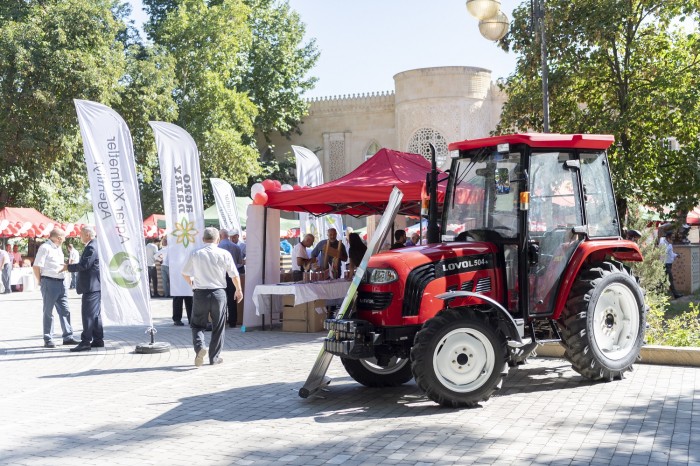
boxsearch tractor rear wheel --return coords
[341,356,413,387]
[411,308,508,408]
[559,261,646,380]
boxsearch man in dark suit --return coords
[67,226,103,352]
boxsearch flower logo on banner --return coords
[172,217,198,248]
[108,252,142,288]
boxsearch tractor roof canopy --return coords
[448,133,615,152]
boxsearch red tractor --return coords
[324,133,646,407]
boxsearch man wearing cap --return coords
[32,228,80,348]
[182,227,242,366]
[218,229,243,328]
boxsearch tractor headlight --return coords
[367,268,398,284]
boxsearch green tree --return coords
[0,0,127,221]
[114,44,179,216]
[497,0,700,221]
[145,0,261,203]
[240,0,319,142]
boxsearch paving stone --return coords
[1,291,699,465]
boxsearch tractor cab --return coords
[445,133,622,320]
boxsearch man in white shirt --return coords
[182,227,242,367]
[32,228,80,348]
[145,239,160,297]
[67,243,80,289]
[291,233,314,281]
[660,231,682,299]
[0,247,10,293]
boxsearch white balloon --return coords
[281,184,293,191]
[251,183,265,197]
[0,219,8,232]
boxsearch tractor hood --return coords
[367,242,499,276]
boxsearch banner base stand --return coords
[135,327,171,354]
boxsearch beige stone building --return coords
[267,65,506,177]
[265,65,507,229]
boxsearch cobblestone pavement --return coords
[1,290,699,466]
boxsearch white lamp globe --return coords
[466,0,501,20]
[478,10,509,41]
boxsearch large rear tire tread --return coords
[340,357,413,387]
[411,308,508,408]
[559,261,646,381]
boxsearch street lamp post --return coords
[466,0,550,132]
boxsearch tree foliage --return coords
[0,0,127,220]
[497,0,700,220]
[0,0,318,218]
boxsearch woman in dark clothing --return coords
[347,232,367,276]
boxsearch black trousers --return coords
[665,263,680,297]
[191,289,226,364]
[173,296,193,323]
[225,275,237,326]
[148,265,159,297]
[80,290,103,345]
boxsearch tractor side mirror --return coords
[527,241,540,265]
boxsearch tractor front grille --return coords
[357,292,393,311]
[475,277,492,293]
[402,263,435,316]
[460,280,474,291]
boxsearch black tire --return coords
[340,356,413,387]
[411,308,508,408]
[559,261,646,381]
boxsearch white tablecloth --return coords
[252,280,352,316]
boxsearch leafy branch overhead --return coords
[496,0,700,221]
[0,0,318,218]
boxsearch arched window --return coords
[365,141,381,161]
[407,128,449,167]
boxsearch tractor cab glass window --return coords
[444,149,521,240]
[527,151,583,314]
[580,151,619,237]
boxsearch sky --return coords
[127,0,518,99]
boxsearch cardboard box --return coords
[282,302,326,332]
[282,319,310,333]
[282,295,296,307]
[282,303,307,321]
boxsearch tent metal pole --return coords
[261,206,268,330]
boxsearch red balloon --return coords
[261,179,276,191]
[272,180,282,189]
[292,184,302,190]
[252,192,268,205]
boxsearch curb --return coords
[536,342,700,367]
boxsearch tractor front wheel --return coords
[341,356,413,387]
[411,308,508,408]
[559,261,646,380]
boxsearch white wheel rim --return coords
[592,282,640,360]
[359,357,408,375]
[432,327,495,393]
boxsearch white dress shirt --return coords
[145,243,158,267]
[291,242,308,272]
[68,247,80,264]
[182,244,238,289]
[34,240,66,278]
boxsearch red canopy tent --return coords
[265,149,447,216]
[143,214,166,239]
[0,207,62,238]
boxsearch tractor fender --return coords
[435,291,522,343]
[552,240,643,319]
